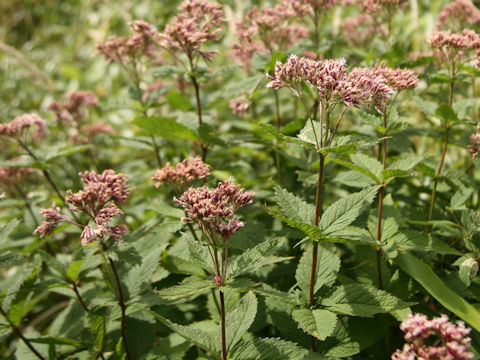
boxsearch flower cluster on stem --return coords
[34,170,129,245]
[152,156,210,191]
[438,0,480,31]
[0,113,47,142]
[392,313,474,360]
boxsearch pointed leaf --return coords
[292,309,337,340]
[233,337,321,360]
[133,116,199,142]
[319,186,379,234]
[225,291,258,352]
[321,283,413,317]
[274,186,315,224]
[158,276,215,301]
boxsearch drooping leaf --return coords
[389,231,460,255]
[321,283,413,317]
[0,252,25,269]
[88,306,107,356]
[292,309,337,340]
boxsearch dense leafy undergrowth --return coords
[3,0,480,359]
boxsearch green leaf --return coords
[124,313,156,359]
[292,309,337,340]
[167,89,192,111]
[89,307,107,355]
[44,145,91,162]
[274,186,315,224]
[133,116,199,142]
[227,237,289,279]
[0,220,20,249]
[389,231,460,255]
[140,307,219,357]
[296,244,340,298]
[321,283,413,317]
[233,337,321,360]
[7,265,39,325]
[158,276,215,302]
[382,169,410,181]
[351,154,382,179]
[394,251,480,332]
[186,234,216,274]
[435,104,459,125]
[319,186,379,234]
[66,260,84,282]
[257,123,314,149]
[225,291,258,352]
[329,157,379,183]
[38,250,67,277]
[0,252,25,269]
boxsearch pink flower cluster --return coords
[372,62,419,92]
[232,2,308,71]
[288,0,338,16]
[358,0,407,15]
[266,54,393,108]
[48,91,98,126]
[391,313,473,360]
[174,178,254,240]
[429,29,480,68]
[343,14,387,46]
[0,114,47,141]
[159,0,225,62]
[97,20,160,65]
[469,122,480,159]
[438,0,480,30]
[152,157,210,189]
[229,98,250,116]
[0,166,33,190]
[35,170,129,245]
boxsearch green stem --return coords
[274,91,283,186]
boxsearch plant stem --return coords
[309,154,325,352]
[14,185,39,227]
[274,90,283,186]
[104,251,131,360]
[375,113,388,290]
[0,305,46,360]
[71,282,89,312]
[428,77,454,221]
[190,72,207,160]
[219,290,227,360]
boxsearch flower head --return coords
[34,170,129,245]
[392,313,474,360]
[372,62,419,93]
[343,14,387,46]
[229,98,250,115]
[429,29,480,69]
[48,91,98,126]
[0,114,47,141]
[358,0,408,15]
[152,156,210,189]
[438,0,480,30]
[174,178,254,240]
[159,0,225,62]
[0,166,34,191]
[469,122,480,159]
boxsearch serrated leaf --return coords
[382,169,410,181]
[390,231,460,255]
[319,186,379,234]
[158,276,215,301]
[89,307,107,355]
[126,247,163,300]
[321,283,412,317]
[7,265,39,325]
[227,238,288,279]
[394,251,480,332]
[274,186,315,224]
[0,252,25,269]
[0,220,20,248]
[292,309,337,340]
[139,307,219,357]
[66,260,84,282]
[329,157,379,183]
[186,234,216,274]
[296,244,340,298]
[350,154,382,179]
[233,337,321,360]
[225,291,257,352]
[133,116,199,142]
[257,123,314,149]
[38,250,67,277]
[44,145,91,162]
[435,104,459,125]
